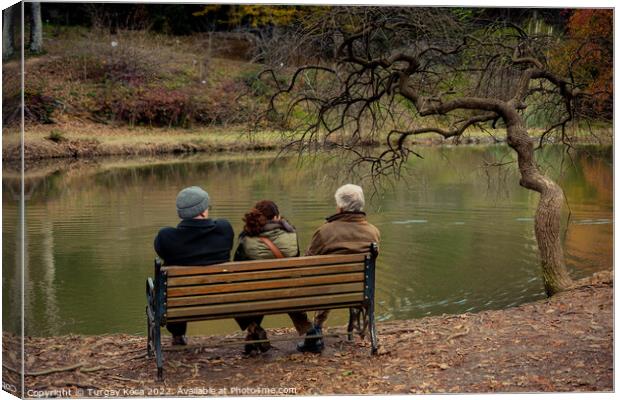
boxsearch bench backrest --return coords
[154,250,377,324]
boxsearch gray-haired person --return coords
[295,184,380,353]
[154,186,234,346]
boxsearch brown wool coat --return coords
[305,211,380,256]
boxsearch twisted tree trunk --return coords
[504,109,574,296]
[398,72,575,296]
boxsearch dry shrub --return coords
[31,28,282,128]
[192,79,248,125]
[3,62,22,126]
[96,79,254,127]
[2,93,21,126]
[49,29,167,86]
[24,90,59,124]
[97,87,193,127]
[3,90,59,126]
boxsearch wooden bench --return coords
[146,243,378,380]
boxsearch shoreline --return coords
[2,274,612,395]
[4,123,284,162]
[4,122,612,162]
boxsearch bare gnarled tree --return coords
[265,7,611,296]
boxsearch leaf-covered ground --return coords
[3,277,612,396]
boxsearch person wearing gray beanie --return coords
[176,186,210,219]
[154,186,234,346]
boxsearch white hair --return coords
[335,184,365,212]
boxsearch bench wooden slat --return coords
[167,282,364,308]
[163,254,367,276]
[167,292,365,319]
[167,272,365,297]
[167,263,364,287]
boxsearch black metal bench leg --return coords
[347,308,355,341]
[368,304,378,355]
[146,277,156,359]
[154,323,163,381]
[366,243,379,355]
[146,306,154,358]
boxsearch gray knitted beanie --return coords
[176,186,210,219]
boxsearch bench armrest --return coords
[370,242,379,258]
[146,277,155,297]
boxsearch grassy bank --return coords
[2,274,612,396]
[5,123,290,161]
[6,120,611,161]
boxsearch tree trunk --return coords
[29,2,43,53]
[3,6,15,59]
[505,111,574,296]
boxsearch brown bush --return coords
[3,89,59,126]
[49,31,165,86]
[96,87,194,127]
[193,79,251,125]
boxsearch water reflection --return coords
[2,146,612,337]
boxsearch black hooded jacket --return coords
[154,218,234,266]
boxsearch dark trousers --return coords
[166,318,268,337]
[235,315,264,332]
[236,313,313,336]
[166,322,187,336]
[167,313,315,337]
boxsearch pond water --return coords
[2,145,613,337]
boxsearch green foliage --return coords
[193,5,319,29]
[238,69,270,97]
[47,129,66,143]
[451,8,477,22]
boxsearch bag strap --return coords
[258,236,285,259]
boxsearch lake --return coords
[2,145,612,337]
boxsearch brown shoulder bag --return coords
[258,236,285,259]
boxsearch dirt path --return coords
[3,279,612,396]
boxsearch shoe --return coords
[172,335,188,346]
[296,326,324,353]
[255,326,272,353]
[243,332,259,356]
[243,343,259,356]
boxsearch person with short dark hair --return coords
[154,186,234,346]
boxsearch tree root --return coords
[447,327,470,341]
[107,375,141,383]
[3,363,86,377]
[3,352,149,377]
